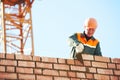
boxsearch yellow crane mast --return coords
[0,0,34,56]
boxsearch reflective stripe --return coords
[84,44,96,48]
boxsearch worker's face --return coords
[84,26,96,37]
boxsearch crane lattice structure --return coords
[0,0,34,56]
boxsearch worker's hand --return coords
[75,43,84,53]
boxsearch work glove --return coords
[75,43,84,53]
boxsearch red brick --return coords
[114,70,120,75]
[16,54,32,60]
[88,67,96,73]
[0,53,5,58]
[108,63,116,69]
[34,68,42,74]
[54,77,70,80]
[68,71,76,77]
[6,54,15,59]
[67,59,75,65]
[116,64,120,69]
[33,56,40,61]
[0,73,17,79]
[1,54,120,80]
[37,75,53,80]
[94,74,109,80]
[95,56,110,62]
[83,61,91,66]
[36,62,52,69]
[92,61,107,68]
[111,58,120,63]
[54,64,69,70]
[0,66,5,72]
[82,54,94,60]
[74,59,83,66]
[86,73,94,79]
[110,76,119,80]
[71,65,86,72]
[42,57,57,63]
[0,60,17,66]
[16,67,33,74]
[71,78,80,80]
[97,68,113,75]
[18,61,35,67]
[18,74,35,80]
[59,71,67,77]
[76,72,85,78]
[43,69,59,76]
[58,58,66,64]
[6,66,15,72]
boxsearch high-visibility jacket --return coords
[68,33,102,59]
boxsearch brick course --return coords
[0,53,120,80]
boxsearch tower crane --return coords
[0,0,34,56]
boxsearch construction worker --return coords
[68,17,102,59]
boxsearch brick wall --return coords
[0,53,120,80]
